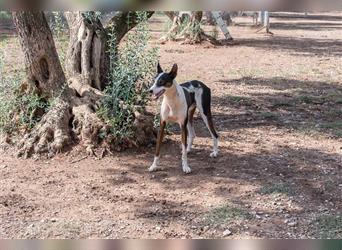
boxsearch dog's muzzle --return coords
[149,86,165,100]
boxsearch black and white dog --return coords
[149,63,219,173]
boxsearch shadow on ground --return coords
[236,36,342,57]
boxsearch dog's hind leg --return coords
[149,120,166,172]
[195,87,219,158]
[205,113,219,158]
[187,104,196,153]
[181,119,191,174]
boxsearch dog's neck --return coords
[164,79,180,99]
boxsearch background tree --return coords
[204,11,234,26]
[160,11,220,44]
[12,11,155,158]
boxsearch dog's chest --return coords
[161,91,187,123]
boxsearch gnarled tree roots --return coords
[17,99,72,158]
[16,94,156,158]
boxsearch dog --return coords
[149,63,219,173]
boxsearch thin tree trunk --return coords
[13,11,65,97]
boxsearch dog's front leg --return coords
[149,120,166,172]
[181,120,191,174]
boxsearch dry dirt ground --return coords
[0,12,341,239]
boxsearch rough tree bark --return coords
[160,11,219,45]
[65,12,109,94]
[12,11,155,158]
[64,11,154,95]
[13,12,65,97]
[13,11,75,157]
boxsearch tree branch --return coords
[105,11,154,44]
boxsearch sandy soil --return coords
[0,12,341,239]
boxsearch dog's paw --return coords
[182,163,192,174]
[210,151,219,158]
[149,157,160,172]
[149,164,159,172]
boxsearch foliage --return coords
[16,93,50,130]
[49,11,67,37]
[258,183,294,195]
[313,214,342,238]
[98,11,158,141]
[163,19,174,38]
[82,11,103,24]
[205,204,252,226]
[0,11,11,19]
[186,18,202,40]
[163,14,202,41]
[0,50,50,133]
[321,121,342,138]
[0,50,15,132]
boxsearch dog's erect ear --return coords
[169,63,178,79]
[157,62,163,74]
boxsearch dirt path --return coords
[0,12,341,239]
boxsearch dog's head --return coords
[149,62,178,100]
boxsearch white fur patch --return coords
[187,123,195,153]
[149,156,160,172]
[181,144,191,173]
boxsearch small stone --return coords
[50,218,57,222]
[223,229,232,237]
[288,221,297,227]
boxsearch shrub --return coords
[0,11,11,19]
[0,50,50,134]
[98,11,158,141]
[49,11,67,37]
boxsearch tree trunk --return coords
[160,11,219,45]
[13,11,65,97]
[65,11,154,94]
[65,12,109,93]
[204,11,216,25]
[12,11,156,158]
[221,12,233,25]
